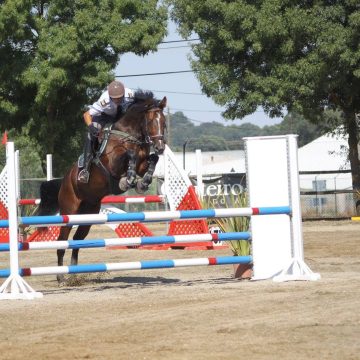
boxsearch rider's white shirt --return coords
[88,88,134,117]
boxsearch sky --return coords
[115,21,283,128]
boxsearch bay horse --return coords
[37,91,167,283]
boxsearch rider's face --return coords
[111,97,123,105]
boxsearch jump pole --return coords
[245,135,320,281]
[0,232,251,252]
[0,206,291,228]
[0,142,43,299]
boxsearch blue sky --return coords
[115,21,283,128]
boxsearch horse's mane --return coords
[130,90,163,111]
[133,90,155,103]
[122,89,161,117]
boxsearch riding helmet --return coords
[108,81,125,99]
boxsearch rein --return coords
[143,107,166,145]
[108,129,143,145]
[106,106,164,146]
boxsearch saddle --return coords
[77,124,113,168]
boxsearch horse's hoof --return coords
[119,177,129,191]
[57,274,66,286]
[135,182,148,194]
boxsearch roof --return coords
[298,131,350,172]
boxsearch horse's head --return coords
[116,91,167,155]
[143,96,167,155]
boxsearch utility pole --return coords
[166,106,171,146]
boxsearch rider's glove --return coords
[89,123,100,137]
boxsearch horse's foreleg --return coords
[119,149,137,191]
[71,225,92,266]
[136,153,159,194]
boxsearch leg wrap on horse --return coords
[126,150,137,186]
[136,154,159,194]
[119,149,137,191]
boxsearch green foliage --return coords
[0,127,43,177]
[169,0,360,118]
[169,110,331,151]
[203,193,250,256]
[168,1,360,188]
[0,0,167,175]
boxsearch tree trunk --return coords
[345,111,360,214]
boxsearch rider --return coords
[78,80,134,183]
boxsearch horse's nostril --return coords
[156,146,165,155]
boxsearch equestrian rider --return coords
[78,80,134,183]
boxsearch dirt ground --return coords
[0,220,359,360]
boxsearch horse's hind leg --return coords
[136,154,159,194]
[70,224,92,266]
[57,226,73,284]
[70,202,101,266]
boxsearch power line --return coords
[150,89,203,95]
[115,70,195,78]
[171,107,223,113]
[160,38,200,44]
[158,45,192,50]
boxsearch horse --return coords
[37,90,167,283]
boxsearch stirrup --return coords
[78,169,90,183]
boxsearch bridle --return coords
[143,107,166,145]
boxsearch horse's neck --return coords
[114,114,143,138]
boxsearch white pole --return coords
[15,150,20,199]
[287,135,304,260]
[195,149,204,197]
[0,142,43,299]
[46,154,53,181]
[274,135,320,282]
[7,143,20,279]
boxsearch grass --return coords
[202,193,251,256]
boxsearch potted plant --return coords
[206,192,252,279]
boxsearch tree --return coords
[168,1,360,189]
[264,111,332,147]
[185,135,228,151]
[169,111,196,149]
[0,0,167,175]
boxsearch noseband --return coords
[144,107,166,145]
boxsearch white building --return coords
[298,131,351,190]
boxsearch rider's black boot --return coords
[78,136,93,183]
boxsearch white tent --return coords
[298,131,351,190]
[298,132,349,171]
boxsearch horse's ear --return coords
[159,96,167,109]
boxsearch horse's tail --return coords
[36,178,63,215]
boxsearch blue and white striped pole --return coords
[0,256,253,278]
[0,232,251,252]
[0,206,291,228]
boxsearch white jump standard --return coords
[0,143,42,299]
[245,135,320,281]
